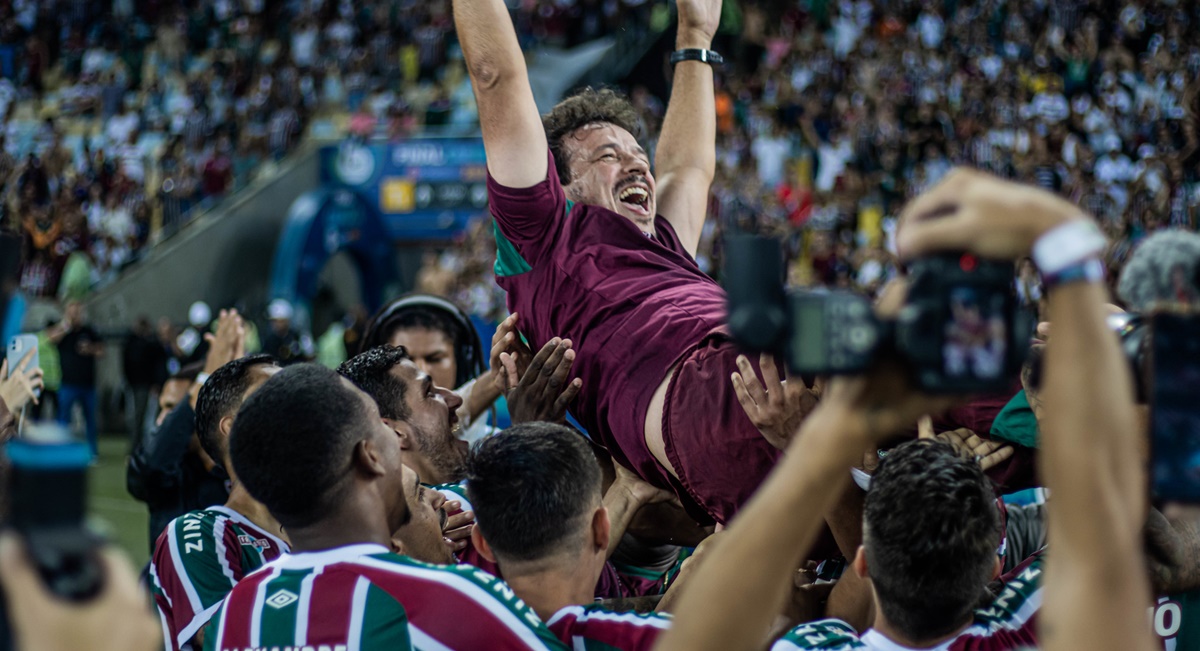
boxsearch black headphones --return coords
[360,294,486,388]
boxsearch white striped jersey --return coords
[772,554,1043,651]
[547,604,672,651]
[151,506,290,650]
[203,543,569,651]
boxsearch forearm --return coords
[453,0,547,186]
[654,414,865,651]
[1042,282,1142,545]
[655,32,716,181]
[603,484,646,560]
[1041,281,1154,651]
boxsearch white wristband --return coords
[1031,219,1107,275]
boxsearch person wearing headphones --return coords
[360,294,522,445]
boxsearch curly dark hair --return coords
[542,87,642,185]
[864,439,1001,642]
[194,354,278,471]
[336,345,412,421]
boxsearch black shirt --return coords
[123,332,167,387]
[59,326,101,386]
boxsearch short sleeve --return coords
[771,619,865,650]
[487,149,568,267]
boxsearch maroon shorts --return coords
[662,333,784,525]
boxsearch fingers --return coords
[545,345,575,389]
[500,352,520,392]
[521,338,560,386]
[979,444,1014,471]
[0,359,7,379]
[735,355,768,406]
[444,510,476,534]
[917,416,935,440]
[758,354,785,405]
[731,372,759,423]
[895,208,977,260]
[17,347,35,372]
[551,378,583,417]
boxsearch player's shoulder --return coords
[974,553,1045,627]
[772,619,866,651]
[155,509,227,558]
[548,603,673,628]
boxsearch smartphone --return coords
[6,334,40,399]
[1150,312,1200,502]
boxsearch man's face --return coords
[388,327,457,390]
[349,378,412,530]
[563,123,656,231]
[391,465,455,564]
[389,361,466,485]
[156,379,192,427]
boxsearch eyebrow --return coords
[591,143,648,159]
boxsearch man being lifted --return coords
[455,0,810,526]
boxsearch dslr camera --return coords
[725,236,1032,393]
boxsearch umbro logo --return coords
[266,589,299,609]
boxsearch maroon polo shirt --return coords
[487,151,726,484]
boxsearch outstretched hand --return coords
[731,354,819,450]
[0,349,44,413]
[676,0,722,46]
[489,313,533,393]
[502,337,583,424]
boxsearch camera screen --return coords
[942,286,1008,381]
[793,301,826,367]
[1151,314,1200,501]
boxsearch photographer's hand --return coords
[896,168,1081,261]
[0,534,161,651]
[731,354,818,449]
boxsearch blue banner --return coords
[320,139,489,241]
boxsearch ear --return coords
[472,526,497,564]
[591,506,611,554]
[852,545,869,579]
[219,414,235,441]
[990,554,1002,581]
[383,418,414,450]
[352,439,387,478]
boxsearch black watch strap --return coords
[670,48,724,67]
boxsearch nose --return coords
[625,155,649,176]
[429,490,446,511]
[440,386,464,411]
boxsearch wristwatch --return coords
[670,48,724,67]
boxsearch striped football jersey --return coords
[772,554,1043,651]
[547,604,672,651]
[204,543,568,651]
[151,506,289,650]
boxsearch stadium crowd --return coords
[1,1,1199,651]
[1,0,657,301]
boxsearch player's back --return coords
[151,506,289,650]
[205,543,568,651]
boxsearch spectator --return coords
[49,300,105,458]
[122,315,166,448]
[260,298,313,366]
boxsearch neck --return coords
[871,602,973,650]
[282,489,395,554]
[499,559,597,622]
[223,482,285,541]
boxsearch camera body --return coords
[725,236,1032,394]
[0,424,102,651]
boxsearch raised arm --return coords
[453,0,547,188]
[896,169,1156,651]
[654,0,719,257]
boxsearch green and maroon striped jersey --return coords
[151,506,290,650]
[547,604,672,651]
[772,554,1044,651]
[204,543,568,651]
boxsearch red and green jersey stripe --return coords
[206,543,568,651]
[150,506,289,650]
[547,604,672,651]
